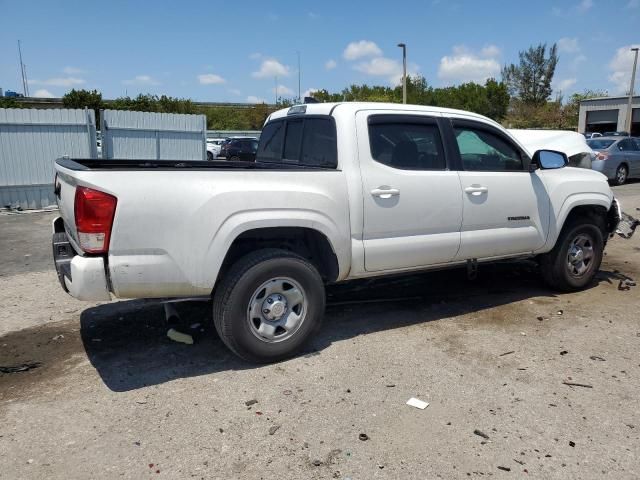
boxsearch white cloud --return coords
[343,40,382,61]
[480,45,501,57]
[608,44,640,93]
[252,59,290,78]
[303,88,318,98]
[62,66,86,75]
[354,57,418,85]
[272,84,294,96]
[577,0,593,12]
[29,77,85,87]
[247,95,266,103]
[122,75,160,86]
[33,89,55,98]
[325,59,337,70]
[197,73,225,85]
[228,88,241,96]
[556,78,577,92]
[558,37,580,54]
[437,45,501,84]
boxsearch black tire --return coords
[613,164,628,186]
[539,217,604,292]
[212,249,325,363]
[207,151,214,161]
[229,155,240,162]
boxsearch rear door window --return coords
[300,118,337,167]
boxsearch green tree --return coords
[0,97,20,108]
[502,43,558,105]
[62,89,103,126]
[562,89,608,130]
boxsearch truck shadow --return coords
[80,261,609,392]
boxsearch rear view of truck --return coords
[53,168,117,301]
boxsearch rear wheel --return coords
[540,217,604,291]
[207,151,214,161]
[229,155,240,162]
[614,164,628,185]
[213,249,325,363]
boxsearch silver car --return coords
[588,136,640,185]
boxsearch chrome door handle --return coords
[464,185,488,196]
[371,187,400,199]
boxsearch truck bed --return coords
[56,158,335,171]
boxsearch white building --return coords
[579,96,640,135]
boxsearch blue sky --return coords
[1,0,638,102]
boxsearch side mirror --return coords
[531,149,568,170]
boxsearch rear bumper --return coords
[52,217,112,301]
[591,160,616,180]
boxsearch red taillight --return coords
[596,152,609,160]
[74,187,117,254]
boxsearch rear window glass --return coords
[283,120,303,160]
[256,122,285,161]
[257,117,337,168]
[587,139,615,149]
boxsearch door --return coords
[357,112,463,272]
[450,118,550,260]
[619,138,640,177]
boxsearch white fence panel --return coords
[101,110,206,160]
[0,108,97,209]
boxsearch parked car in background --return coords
[206,138,225,160]
[509,129,593,169]
[588,136,640,185]
[603,131,629,137]
[583,132,602,139]
[223,137,259,161]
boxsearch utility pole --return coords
[397,43,407,104]
[297,51,301,103]
[625,47,639,135]
[18,40,29,97]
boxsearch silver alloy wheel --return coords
[566,233,595,277]
[616,165,627,184]
[247,277,307,343]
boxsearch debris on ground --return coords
[312,459,322,467]
[474,429,490,440]
[166,328,194,345]
[556,310,564,316]
[616,212,639,239]
[268,425,280,435]
[499,351,515,357]
[560,350,568,355]
[358,433,369,441]
[569,441,575,447]
[563,381,593,388]
[51,334,64,340]
[590,356,606,362]
[0,362,41,374]
[245,399,258,407]
[406,397,429,409]
[497,466,511,472]
[618,279,636,291]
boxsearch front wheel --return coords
[539,218,604,291]
[213,249,325,363]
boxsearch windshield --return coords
[587,139,615,149]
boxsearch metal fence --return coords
[101,110,207,160]
[206,130,261,139]
[0,108,97,209]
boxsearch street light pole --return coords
[397,43,407,104]
[625,47,639,135]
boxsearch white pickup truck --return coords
[52,102,621,362]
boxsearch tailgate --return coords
[54,166,81,250]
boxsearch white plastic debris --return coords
[167,328,194,345]
[406,397,429,409]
